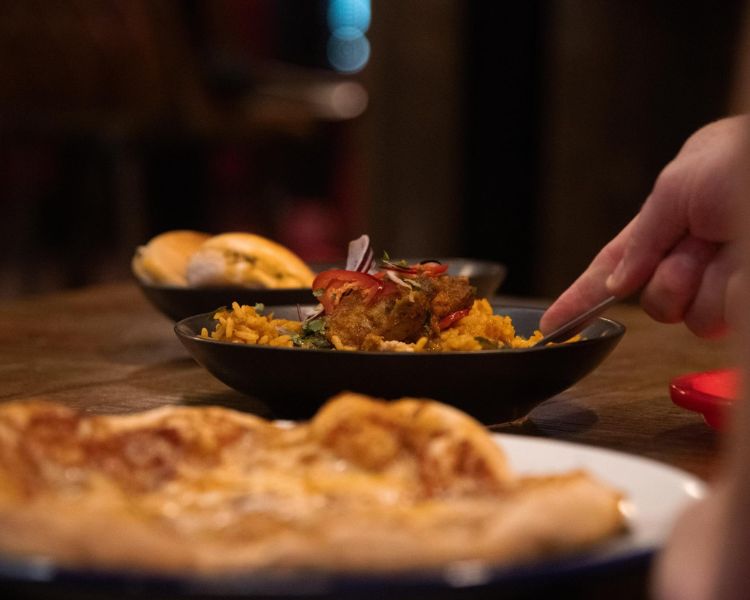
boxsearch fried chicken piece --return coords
[323,273,476,350]
[429,275,476,320]
[326,287,432,348]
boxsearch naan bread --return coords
[0,393,624,573]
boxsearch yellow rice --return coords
[438,299,543,351]
[200,302,302,347]
[202,299,546,352]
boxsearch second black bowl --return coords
[139,258,507,321]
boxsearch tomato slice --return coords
[313,269,380,292]
[312,269,389,314]
[438,308,470,330]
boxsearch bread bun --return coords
[186,232,315,289]
[132,230,211,286]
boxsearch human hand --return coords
[651,486,725,600]
[540,116,748,338]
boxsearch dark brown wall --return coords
[364,1,743,296]
[536,1,744,296]
[360,0,465,257]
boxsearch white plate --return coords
[497,434,706,566]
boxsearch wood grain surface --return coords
[0,282,731,483]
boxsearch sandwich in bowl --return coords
[186,232,315,289]
[131,230,210,286]
[132,230,316,290]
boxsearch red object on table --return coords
[670,368,740,430]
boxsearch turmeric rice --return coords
[438,299,543,350]
[202,299,545,352]
[200,302,302,347]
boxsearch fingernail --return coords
[606,261,624,291]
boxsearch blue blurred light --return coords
[327,0,371,34]
[330,25,363,41]
[327,30,370,74]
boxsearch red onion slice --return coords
[346,235,373,272]
[384,270,411,288]
[305,235,372,323]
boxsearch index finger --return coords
[605,167,696,297]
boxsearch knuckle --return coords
[639,266,695,324]
[651,163,685,208]
[640,290,683,324]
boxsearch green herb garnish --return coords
[291,316,332,349]
[303,318,326,334]
[380,250,409,269]
[475,336,500,350]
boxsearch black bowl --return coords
[138,282,313,322]
[175,303,624,424]
[138,259,506,322]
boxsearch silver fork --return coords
[535,295,618,346]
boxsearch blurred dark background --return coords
[0,0,744,300]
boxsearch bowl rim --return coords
[138,257,507,292]
[137,280,310,293]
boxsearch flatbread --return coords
[0,393,625,574]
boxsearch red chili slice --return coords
[380,261,449,277]
[416,262,448,276]
[313,269,380,292]
[438,308,470,330]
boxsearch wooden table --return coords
[0,282,733,598]
[495,304,729,484]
